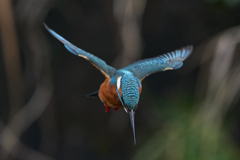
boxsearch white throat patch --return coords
[117,76,122,90]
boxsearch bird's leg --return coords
[114,108,119,111]
[104,103,110,113]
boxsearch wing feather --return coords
[44,24,116,78]
[122,46,193,80]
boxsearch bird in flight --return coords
[44,24,193,145]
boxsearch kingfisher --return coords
[44,24,193,144]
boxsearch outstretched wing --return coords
[122,46,193,80]
[44,24,117,78]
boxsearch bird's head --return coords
[111,70,141,144]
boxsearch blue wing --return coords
[44,24,117,78]
[122,46,193,80]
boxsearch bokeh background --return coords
[1,0,240,159]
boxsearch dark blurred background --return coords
[1,0,240,159]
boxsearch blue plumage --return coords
[44,24,116,78]
[44,24,193,144]
[122,46,193,80]
[120,71,140,110]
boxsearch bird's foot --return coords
[104,103,110,113]
[114,108,119,111]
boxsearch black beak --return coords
[129,109,136,145]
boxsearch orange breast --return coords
[99,78,123,108]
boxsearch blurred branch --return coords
[113,0,147,67]
[193,26,240,159]
[0,76,53,154]
[0,0,54,159]
[0,0,24,117]
[0,120,54,160]
[194,26,240,121]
